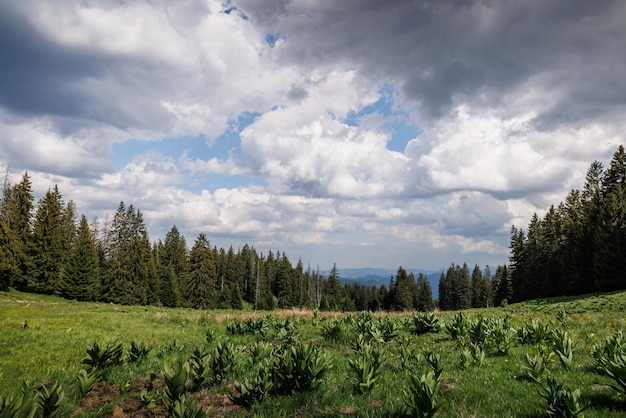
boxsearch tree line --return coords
[507,145,626,302]
[0,172,437,311]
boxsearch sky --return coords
[1,0,625,271]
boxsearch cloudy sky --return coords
[1,0,624,271]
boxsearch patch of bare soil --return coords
[73,376,249,417]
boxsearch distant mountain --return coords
[321,267,443,298]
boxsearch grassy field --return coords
[1,289,625,417]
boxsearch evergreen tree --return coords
[6,173,34,290]
[416,273,434,311]
[62,214,100,301]
[160,226,188,306]
[438,272,449,310]
[102,202,155,305]
[186,233,216,309]
[393,266,414,311]
[594,146,626,291]
[493,265,512,307]
[321,263,343,311]
[31,186,65,294]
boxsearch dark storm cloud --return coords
[0,8,104,119]
[236,0,626,123]
[0,4,174,135]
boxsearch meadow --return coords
[1,289,625,417]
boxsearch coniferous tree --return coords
[6,173,34,290]
[393,266,414,311]
[62,214,100,301]
[321,263,343,311]
[493,265,512,307]
[186,233,216,309]
[593,146,626,291]
[416,273,434,311]
[438,272,449,310]
[159,226,188,306]
[103,202,155,305]
[31,186,65,294]
[0,173,22,290]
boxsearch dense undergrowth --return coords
[1,289,625,417]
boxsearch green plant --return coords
[81,341,123,374]
[469,317,490,346]
[0,382,38,418]
[76,369,98,397]
[411,312,442,335]
[520,353,547,383]
[445,312,469,342]
[128,341,151,363]
[273,341,330,394]
[396,336,420,371]
[169,397,209,418]
[163,362,190,409]
[403,371,440,418]
[598,353,626,395]
[423,350,443,380]
[593,330,625,369]
[348,343,386,394]
[518,319,552,345]
[538,376,588,417]
[321,319,344,342]
[210,342,239,384]
[139,389,156,409]
[470,343,485,366]
[492,326,516,356]
[35,381,64,418]
[236,359,274,407]
[189,347,211,390]
[551,329,573,370]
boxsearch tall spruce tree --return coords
[186,233,216,309]
[416,273,434,311]
[6,173,34,290]
[31,186,65,294]
[103,202,155,305]
[393,266,414,311]
[62,214,100,301]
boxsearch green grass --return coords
[1,289,626,417]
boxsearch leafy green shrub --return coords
[128,341,151,363]
[236,359,274,407]
[411,312,442,335]
[35,381,64,418]
[538,376,588,417]
[403,371,441,418]
[348,343,386,394]
[210,342,240,385]
[492,326,517,356]
[593,330,625,369]
[445,312,469,341]
[551,329,573,370]
[189,347,211,390]
[76,369,98,397]
[468,317,490,346]
[273,341,330,394]
[597,353,626,396]
[396,336,420,371]
[520,353,548,383]
[81,341,123,375]
[0,382,38,418]
[162,362,190,413]
[321,319,344,342]
[517,319,552,345]
[423,350,443,380]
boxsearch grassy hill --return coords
[1,289,625,417]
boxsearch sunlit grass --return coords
[1,288,626,417]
